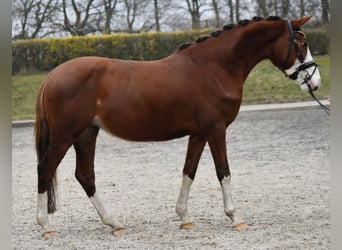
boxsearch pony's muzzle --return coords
[312,85,319,91]
[309,76,321,91]
[301,78,320,92]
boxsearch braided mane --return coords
[177,16,283,51]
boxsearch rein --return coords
[284,20,330,116]
[308,88,330,116]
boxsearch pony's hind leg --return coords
[176,135,206,229]
[73,126,125,235]
[37,140,71,237]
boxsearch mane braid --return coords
[238,19,250,26]
[252,16,263,21]
[266,16,282,21]
[223,23,236,30]
[196,36,209,43]
[177,16,283,52]
[178,43,194,51]
[211,30,222,37]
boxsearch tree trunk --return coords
[280,0,290,17]
[321,0,330,24]
[212,0,220,27]
[255,0,269,17]
[227,0,234,23]
[103,0,117,34]
[185,0,201,29]
[235,0,240,22]
[124,0,137,33]
[62,0,95,36]
[273,0,278,16]
[299,0,305,17]
[154,0,161,31]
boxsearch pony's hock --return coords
[35,16,321,236]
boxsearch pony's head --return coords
[273,16,321,92]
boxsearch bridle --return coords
[283,20,318,87]
[283,20,330,115]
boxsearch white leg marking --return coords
[221,176,245,227]
[176,174,194,225]
[37,192,55,234]
[89,192,124,231]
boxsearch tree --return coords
[254,0,290,18]
[225,0,241,23]
[211,0,221,27]
[62,0,98,36]
[235,0,240,21]
[102,0,118,34]
[227,0,234,22]
[152,0,174,32]
[321,0,330,24]
[154,0,161,31]
[121,0,152,33]
[11,0,329,38]
[299,0,305,16]
[254,0,271,17]
[123,0,138,32]
[185,0,202,29]
[295,0,323,23]
[12,0,59,39]
[279,0,290,17]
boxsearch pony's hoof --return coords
[113,228,126,236]
[42,231,57,238]
[180,223,194,230]
[233,222,248,231]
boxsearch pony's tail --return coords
[35,86,57,214]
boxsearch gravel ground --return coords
[12,108,330,249]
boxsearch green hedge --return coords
[303,28,330,55]
[12,29,329,74]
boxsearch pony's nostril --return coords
[313,86,319,91]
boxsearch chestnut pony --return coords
[35,16,321,237]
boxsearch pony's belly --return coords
[92,115,190,142]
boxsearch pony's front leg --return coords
[221,176,247,230]
[207,124,247,230]
[176,135,206,229]
[89,192,126,235]
[176,174,195,229]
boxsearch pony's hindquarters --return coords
[34,59,128,236]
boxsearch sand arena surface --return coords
[12,109,330,249]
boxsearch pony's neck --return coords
[181,19,287,82]
[233,20,286,79]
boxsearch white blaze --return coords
[285,47,321,92]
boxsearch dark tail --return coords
[35,86,57,214]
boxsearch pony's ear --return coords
[291,16,312,29]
